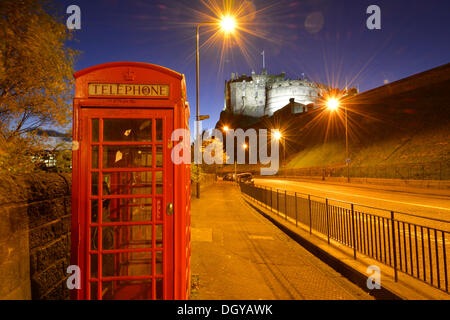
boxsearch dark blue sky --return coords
[59,0,450,132]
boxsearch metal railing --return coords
[279,161,450,181]
[239,183,450,293]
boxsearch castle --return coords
[224,69,322,118]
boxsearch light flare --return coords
[220,15,236,33]
[326,98,340,111]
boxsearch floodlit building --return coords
[224,69,322,117]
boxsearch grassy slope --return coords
[286,77,450,169]
[286,125,449,169]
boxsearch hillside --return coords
[217,63,450,179]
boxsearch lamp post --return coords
[273,130,285,172]
[345,104,349,183]
[327,98,350,183]
[195,17,237,198]
[239,143,248,183]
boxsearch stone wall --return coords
[191,173,217,197]
[229,81,266,118]
[266,80,319,116]
[0,173,71,300]
[226,70,320,118]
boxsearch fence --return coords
[280,161,450,181]
[239,183,450,293]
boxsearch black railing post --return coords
[264,186,267,209]
[284,190,287,221]
[391,211,398,282]
[442,231,448,292]
[261,186,264,207]
[276,189,279,216]
[270,187,273,212]
[308,194,312,234]
[351,203,357,259]
[326,199,330,244]
[295,192,298,227]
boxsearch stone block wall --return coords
[0,173,71,300]
[226,71,321,118]
[191,173,217,198]
[266,80,319,116]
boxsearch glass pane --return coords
[102,198,152,223]
[155,225,163,248]
[102,252,152,277]
[90,282,98,300]
[91,227,98,251]
[103,172,152,195]
[155,171,163,194]
[156,145,163,168]
[102,280,152,300]
[156,279,163,300]
[92,146,99,169]
[90,254,98,279]
[91,200,99,223]
[102,225,153,251]
[156,119,163,142]
[92,119,99,142]
[103,146,152,168]
[91,172,99,195]
[130,250,152,262]
[156,251,163,275]
[103,119,152,142]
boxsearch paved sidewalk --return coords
[190,181,373,300]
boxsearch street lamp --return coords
[326,98,340,111]
[326,97,350,183]
[195,16,237,198]
[273,130,285,170]
[220,16,236,33]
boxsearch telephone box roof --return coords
[74,61,183,80]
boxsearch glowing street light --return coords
[195,15,239,198]
[273,131,282,141]
[220,16,236,33]
[273,130,286,168]
[326,98,340,111]
[242,143,248,150]
[223,125,229,132]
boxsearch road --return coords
[190,181,373,300]
[254,178,450,226]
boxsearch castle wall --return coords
[226,72,320,118]
[266,80,319,116]
[229,81,266,118]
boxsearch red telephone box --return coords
[71,62,191,300]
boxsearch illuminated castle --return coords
[224,69,322,118]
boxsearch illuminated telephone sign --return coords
[88,83,170,97]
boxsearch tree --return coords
[0,0,77,172]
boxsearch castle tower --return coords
[224,70,320,118]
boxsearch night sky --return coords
[59,0,450,132]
